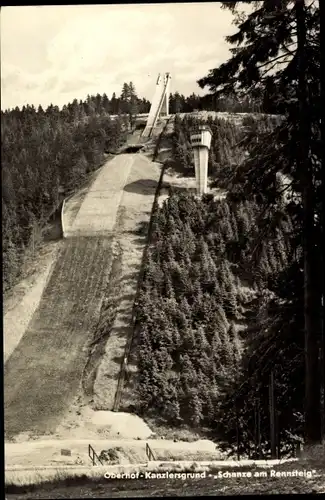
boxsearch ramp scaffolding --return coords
[142,72,171,138]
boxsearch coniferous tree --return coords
[2,95,131,289]
[198,0,322,445]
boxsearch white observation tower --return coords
[190,125,212,195]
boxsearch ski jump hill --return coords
[4,72,175,439]
[4,142,163,439]
[4,73,173,440]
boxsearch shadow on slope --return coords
[124,179,159,195]
[82,245,123,401]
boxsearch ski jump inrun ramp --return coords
[142,72,171,138]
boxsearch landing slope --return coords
[92,155,162,410]
[64,155,133,237]
[4,236,113,439]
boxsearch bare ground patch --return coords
[81,240,123,404]
[3,241,61,363]
[62,190,88,235]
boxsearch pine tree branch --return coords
[260,57,292,77]
[281,42,297,55]
[256,52,292,71]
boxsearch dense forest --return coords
[168,91,263,114]
[2,83,149,291]
[134,120,298,457]
[133,0,324,456]
[135,190,292,421]
[168,113,281,186]
[1,79,265,293]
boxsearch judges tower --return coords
[190,125,212,195]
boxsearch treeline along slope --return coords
[2,90,150,292]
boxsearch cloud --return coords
[45,7,175,80]
[1,3,235,110]
[42,75,60,92]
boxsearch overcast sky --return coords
[1,3,238,110]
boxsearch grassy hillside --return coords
[4,236,114,439]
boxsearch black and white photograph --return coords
[2,1,325,497]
